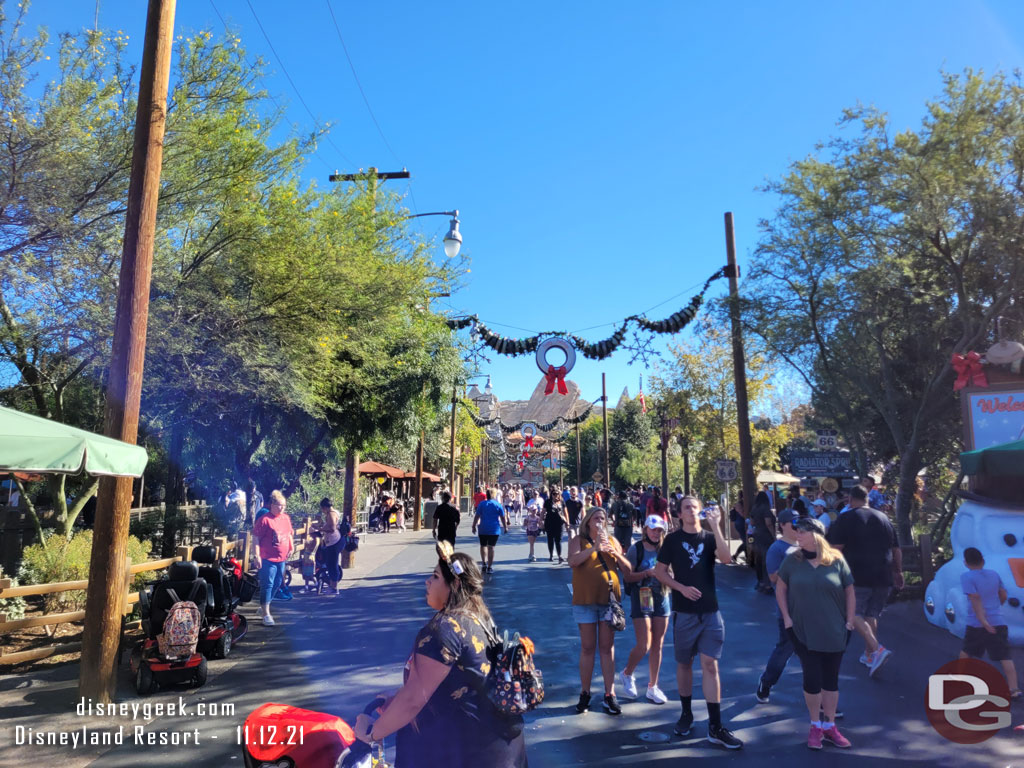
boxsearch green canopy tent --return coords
[0,405,147,478]
[960,438,1024,504]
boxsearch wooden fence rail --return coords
[0,519,317,666]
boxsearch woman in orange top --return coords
[568,506,633,715]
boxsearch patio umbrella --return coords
[0,405,147,477]
[756,470,801,485]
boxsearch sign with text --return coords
[963,386,1024,450]
[816,429,838,449]
[715,459,738,482]
[790,450,855,478]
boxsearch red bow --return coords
[517,462,523,470]
[952,351,988,391]
[524,436,534,449]
[523,451,530,460]
[544,365,568,396]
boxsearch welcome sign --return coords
[963,385,1024,450]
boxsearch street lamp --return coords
[405,210,462,259]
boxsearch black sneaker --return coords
[708,724,743,750]
[674,711,693,736]
[575,691,591,714]
[755,679,771,704]
[602,694,622,715]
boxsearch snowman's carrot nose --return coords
[1009,558,1024,589]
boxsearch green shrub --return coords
[19,530,152,613]
[0,566,27,621]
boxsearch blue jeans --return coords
[259,559,287,607]
[760,614,795,686]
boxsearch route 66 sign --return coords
[715,459,738,482]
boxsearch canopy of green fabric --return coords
[0,405,148,478]
[960,438,1024,477]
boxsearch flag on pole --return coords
[639,374,647,414]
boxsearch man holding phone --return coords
[655,496,742,750]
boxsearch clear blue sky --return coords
[32,1,1024,408]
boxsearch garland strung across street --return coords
[461,398,598,432]
[446,267,727,379]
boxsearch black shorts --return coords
[478,534,499,547]
[962,624,1010,661]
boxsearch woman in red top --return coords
[253,490,293,626]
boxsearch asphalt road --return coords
[2,516,1023,767]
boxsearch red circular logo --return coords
[925,658,1011,744]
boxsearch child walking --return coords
[960,547,1022,698]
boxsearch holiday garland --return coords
[462,398,598,432]
[446,266,727,360]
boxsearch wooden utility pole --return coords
[79,0,176,703]
[602,373,610,489]
[413,433,424,530]
[575,423,582,487]
[680,436,691,496]
[558,441,564,486]
[449,384,458,502]
[724,212,757,517]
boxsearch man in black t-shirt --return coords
[432,491,461,547]
[827,485,903,677]
[565,487,584,539]
[655,496,742,750]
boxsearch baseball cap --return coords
[777,508,799,527]
[812,499,827,508]
[793,516,827,536]
[644,515,668,532]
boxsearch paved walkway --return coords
[1,519,1022,767]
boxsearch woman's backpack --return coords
[485,630,544,716]
[157,584,202,659]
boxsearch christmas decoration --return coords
[536,337,575,396]
[952,351,988,391]
[521,423,537,448]
[623,329,661,367]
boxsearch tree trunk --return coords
[342,449,359,525]
[894,445,921,545]
[283,422,330,497]
[162,424,185,557]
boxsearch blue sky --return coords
[30,1,1024,408]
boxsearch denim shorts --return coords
[572,603,608,625]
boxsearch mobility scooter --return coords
[192,544,249,659]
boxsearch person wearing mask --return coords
[655,496,743,750]
[749,491,777,594]
[354,542,527,766]
[776,516,855,750]
[472,489,509,574]
[566,486,584,539]
[620,515,672,705]
[253,490,294,626]
[812,498,832,533]
[432,490,461,547]
[544,485,569,563]
[568,505,633,715]
[755,508,800,703]
[729,492,747,562]
[610,490,637,551]
[826,484,903,676]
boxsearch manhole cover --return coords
[638,731,670,743]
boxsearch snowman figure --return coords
[924,497,1024,646]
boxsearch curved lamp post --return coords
[405,210,462,259]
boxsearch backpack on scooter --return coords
[157,582,203,659]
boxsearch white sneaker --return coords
[646,684,668,705]
[620,672,638,699]
[262,615,275,626]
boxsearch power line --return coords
[324,0,400,164]
[243,0,356,170]
[209,0,335,174]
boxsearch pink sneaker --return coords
[807,725,824,750]
[823,725,851,748]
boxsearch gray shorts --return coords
[672,610,725,663]
[854,586,890,619]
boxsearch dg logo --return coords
[925,658,1012,743]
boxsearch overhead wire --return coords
[243,0,357,170]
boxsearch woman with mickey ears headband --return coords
[354,541,527,767]
[775,516,856,751]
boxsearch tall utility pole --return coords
[449,385,458,500]
[575,423,582,487]
[413,431,424,531]
[724,212,757,517]
[680,435,691,496]
[558,441,564,486]
[602,373,610,489]
[80,0,176,703]
[330,168,410,525]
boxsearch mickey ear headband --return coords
[436,540,465,576]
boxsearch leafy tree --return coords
[741,71,1024,542]
[609,396,653,485]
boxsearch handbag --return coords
[595,549,627,632]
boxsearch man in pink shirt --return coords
[253,489,293,626]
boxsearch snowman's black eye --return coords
[1004,534,1018,547]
